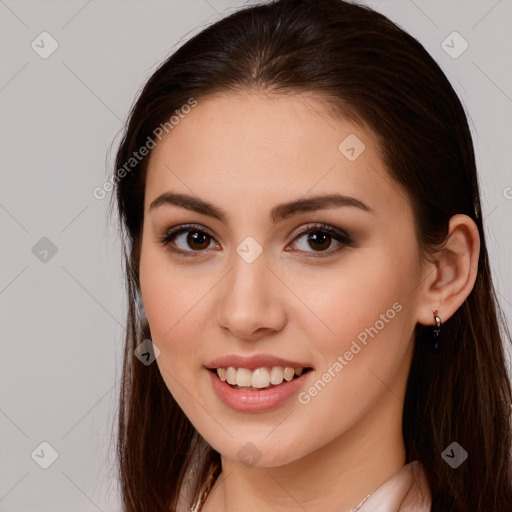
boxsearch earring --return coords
[432,309,441,350]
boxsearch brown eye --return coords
[287,223,353,256]
[159,222,353,259]
[185,231,211,250]
[159,224,219,257]
[305,231,333,251]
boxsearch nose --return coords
[216,251,287,341]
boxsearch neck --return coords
[202,389,407,512]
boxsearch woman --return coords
[110,0,512,510]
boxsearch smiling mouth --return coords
[209,366,313,390]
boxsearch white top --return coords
[185,460,431,512]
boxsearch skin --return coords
[138,91,480,511]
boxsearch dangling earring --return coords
[432,309,441,350]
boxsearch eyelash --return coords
[158,222,354,259]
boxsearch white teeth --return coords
[252,368,270,388]
[226,367,237,385]
[216,366,307,388]
[283,367,295,381]
[269,367,284,385]
[236,368,252,387]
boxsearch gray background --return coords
[1,0,511,510]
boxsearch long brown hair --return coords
[109,1,512,510]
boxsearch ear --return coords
[416,214,480,326]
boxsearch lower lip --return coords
[207,369,313,413]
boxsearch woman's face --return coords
[139,91,426,467]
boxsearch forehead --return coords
[144,91,409,221]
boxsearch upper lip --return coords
[206,354,313,370]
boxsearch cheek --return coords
[140,263,208,409]
[287,259,417,437]
[139,241,204,369]
[292,248,417,348]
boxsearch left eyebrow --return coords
[271,193,374,222]
[148,192,374,223]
